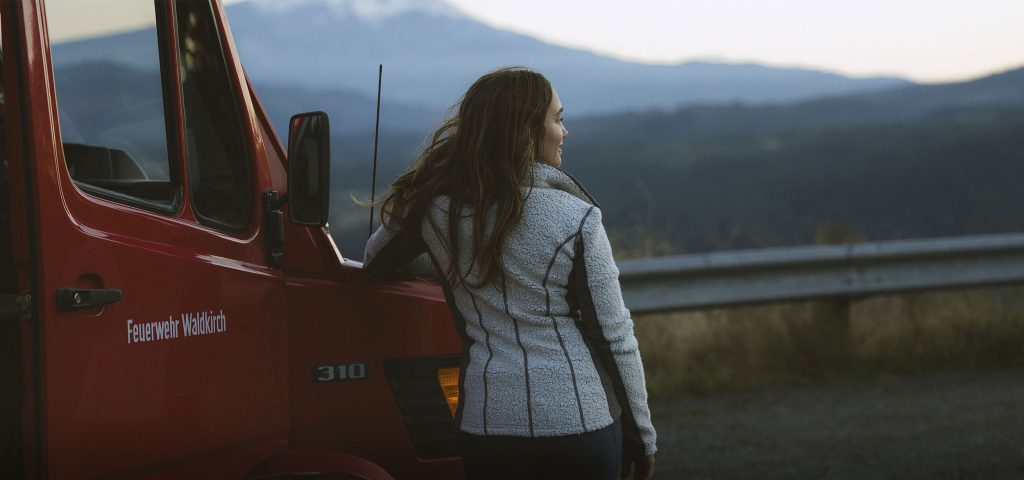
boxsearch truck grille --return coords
[383,356,461,460]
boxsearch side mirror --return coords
[287,111,331,227]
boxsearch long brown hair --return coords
[379,67,553,287]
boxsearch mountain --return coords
[323,66,1024,257]
[50,0,913,118]
[46,0,1020,258]
[252,84,440,135]
[224,0,911,113]
[559,67,1024,254]
[567,67,1024,152]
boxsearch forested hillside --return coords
[328,67,1024,258]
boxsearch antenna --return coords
[368,64,383,239]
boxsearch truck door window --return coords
[46,0,179,212]
[175,1,251,231]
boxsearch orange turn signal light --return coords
[437,367,460,417]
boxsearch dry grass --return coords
[634,285,1024,398]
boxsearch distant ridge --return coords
[318,65,1024,256]
[48,0,911,116]
[223,0,912,113]
[554,65,1024,254]
[567,66,1024,147]
[245,0,467,21]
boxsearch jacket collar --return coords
[528,162,600,207]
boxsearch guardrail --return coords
[617,232,1024,314]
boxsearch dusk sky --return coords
[53,0,1024,83]
[444,0,1024,83]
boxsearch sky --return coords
[443,0,1024,83]
[50,0,1024,84]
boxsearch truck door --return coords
[1,21,28,475]
[6,0,288,477]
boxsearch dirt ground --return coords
[649,366,1024,479]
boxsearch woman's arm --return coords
[363,224,435,279]
[572,207,658,462]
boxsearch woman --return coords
[364,67,656,480]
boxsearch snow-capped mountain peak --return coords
[245,0,467,21]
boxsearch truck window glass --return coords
[175,1,251,231]
[47,0,178,210]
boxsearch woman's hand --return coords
[621,454,655,479]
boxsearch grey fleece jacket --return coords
[364,162,657,458]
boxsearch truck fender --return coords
[245,450,395,480]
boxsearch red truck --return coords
[0,0,464,478]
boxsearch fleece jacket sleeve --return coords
[577,207,658,458]
[363,224,434,279]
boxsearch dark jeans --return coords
[458,418,622,480]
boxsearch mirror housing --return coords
[287,111,331,227]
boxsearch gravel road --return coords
[650,366,1024,479]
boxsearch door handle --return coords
[56,288,122,311]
